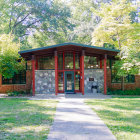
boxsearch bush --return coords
[107,88,140,95]
[7,90,27,96]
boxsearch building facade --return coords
[0,43,140,95]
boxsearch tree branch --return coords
[19,20,40,37]
[9,4,14,32]
[12,12,32,30]
[13,10,26,27]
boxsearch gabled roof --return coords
[19,42,120,54]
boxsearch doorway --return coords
[65,71,74,93]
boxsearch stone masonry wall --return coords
[35,70,55,94]
[84,69,104,93]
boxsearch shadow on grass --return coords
[86,98,140,138]
[0,98,57,140]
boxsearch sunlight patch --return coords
[6,125,50,133]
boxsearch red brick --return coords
[107,69,140,90]
[0,70,32,93]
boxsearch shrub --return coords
[107,88,140,95]
[7,90,27,96]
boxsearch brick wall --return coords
[0,70,32,93]
[107,69,140,90]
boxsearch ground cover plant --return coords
[86,97,140,140]
[7,90,30,96]
[107,88,140,95]
[0,98,57,140]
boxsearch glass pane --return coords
[75,53,80,69]
[13,73,20,84]
[2,77,12,84]
[58,54,63,70]
[67,74,72,90]
[20,72,26,84]
[58,72,63,91]
[129,75,135,83]
[75,71,80,90]
[65,53,73,69]
[38,56,54,70]
[127,75,135,83]
[84,56,99,69]
[2,71,26,84]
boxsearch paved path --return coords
[47,99,116,140]
[29,93,112,100]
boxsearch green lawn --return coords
[0,98,58,140]
[86,97,140,140]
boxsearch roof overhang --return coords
[19,42,120,60]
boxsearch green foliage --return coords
[67,0,108,44]
[92,0,140,75]
[107,88,140,95]
[92,0,137,48]
[0,0,73,49]
[0,34,25,79]
[7,90,26,96]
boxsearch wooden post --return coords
[32,55,35,96]
[55,51,58,95]
[100,57,103,69]
[35,57,38,70]
[104,54,107,95]
[81,50,85,95]
[100,58,102,69]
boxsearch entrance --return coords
[65,71,74,93]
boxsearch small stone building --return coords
[0,43,140,95]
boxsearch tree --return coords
[66,0,108,44]
[91,0,140,90]
[0,0,73,50]
[0,34,25,79]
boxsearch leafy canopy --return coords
[0,34,25,79]
[91,0,140,75]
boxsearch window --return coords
[38,56,55,70]
[111,60,135,83]
[65,53,73,69]
[2,71,26,84]
[58,72,64,91]
[75,53,80,69]
[58,54,63,70]
[124,75,135,83]
[75,71,80,90]
[84,56,99,69]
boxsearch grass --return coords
[0,98,58,140]
[85,97,140,140]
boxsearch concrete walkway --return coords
[47,99,116,140]
[29,92,112,100]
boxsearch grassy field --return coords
[0,98,57,140]
[86,97,140,140]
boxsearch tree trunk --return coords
[121,76,125,91]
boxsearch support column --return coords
[55,51,58,95]
[35,57,38,70]
[81,50,85,95]
[32,55,35,96]
[100,58,102,69]
[104,54,107,95]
